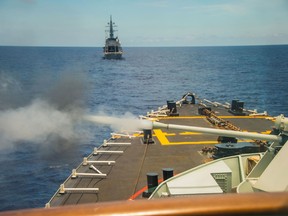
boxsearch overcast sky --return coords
[0,0,288,47]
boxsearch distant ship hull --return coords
[103,51,123,60]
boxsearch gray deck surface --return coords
[48,102,274,207]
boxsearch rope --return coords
[131,142,149,198]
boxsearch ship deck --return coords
[47,97,274,207]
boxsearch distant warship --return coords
[103,16,123,59]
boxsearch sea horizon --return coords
[0,43,287,48]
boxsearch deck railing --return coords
[1,192,288,216]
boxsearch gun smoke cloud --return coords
[0,99,76,144]
[0,72,89,151]
[84,113,152,132]
[0,71,152,152]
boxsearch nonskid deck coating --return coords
[47,102,274,206]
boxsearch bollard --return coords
[167,101,179,116]
[229,100,245,116]
[143,129,154,144]
[142,172,158,198]
[162,168,174,181]
[147,172,158,190]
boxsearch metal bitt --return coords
[152,121,283,144]
[163,168,174,181]
[229,100,245,116]
[143,129,154,144]
[142,173,158,198]
[167,101,179,116]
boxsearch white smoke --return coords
[0,72,153,151]
[84,112,152,132]
[0,99,76,145]
[0,72,89,151]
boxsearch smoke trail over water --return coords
[0,71,152,151]
[0,72,89,151]
[0,99,75,143]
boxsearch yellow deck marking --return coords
[161,132,176,136]
[153,129,217,145]
[157,116,271,120]
[215,116,270,119]
[179,132,202,135]
[261,130,272,134]
[153,129,170,144]
[158,116,206,119]
[153,129,272,146]
[161,140,219,145]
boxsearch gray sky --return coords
[0,0,288,47]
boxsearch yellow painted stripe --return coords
[153,129,217,146]
[162,132,176,136]
[157,116,271,120]
[217,116,270,119]
[160,141,219,146]
[152,128,271,146]
[133,133,142,137]
[261,130,272,134]
[157,116,206,120]
[179,132,202,135]
[153,129,170,145]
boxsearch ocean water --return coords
[0,45,287,211]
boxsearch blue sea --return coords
[0,45,287,211]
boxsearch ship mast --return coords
[109,15,115,39]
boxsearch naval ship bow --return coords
[2,93,288,216]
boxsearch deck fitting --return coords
[142,129,154,144]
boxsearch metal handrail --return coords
[1,192,288,216]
